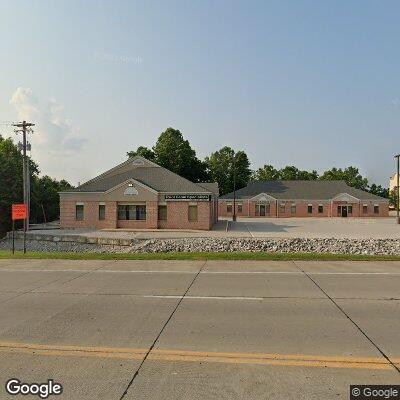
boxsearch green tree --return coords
[0,135,72,237]
[0,136,37,236]
[152,127,208,182]
[389,189,398,209]
[30,176,73,224]
[205,146,251,195]
[319,166,369,190]
[369,184,389,198]
[252,165,280,181]
[126,146,155,161]
[278,166,319,180]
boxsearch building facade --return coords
[60,157,218,230]
[219,181,389,218]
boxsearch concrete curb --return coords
[7,231,135,247]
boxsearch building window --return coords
[188,205,198,221]
[117,205,146,220]
[75,204,84,221]
[318,205,324,214]
[337,206,341,215]
[348,205,353,214]
[291,204,296,214]
[98,204,105,220]
[158,205,167,221]
[363,205,368,214]
[279,203,285,213]
[227,203,232,213]
[374,205,379,214]
[265,203,270,214]
[237,203,243,213]
[308,205,313,214]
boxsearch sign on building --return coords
[165,194,211,201]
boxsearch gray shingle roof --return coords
[66,158,213,193]
[220,181,387,201]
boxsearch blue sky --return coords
[0,0,399,186]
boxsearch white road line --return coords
[1,269,399,275]
[139,295,264,301]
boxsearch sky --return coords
[0,0,399,186]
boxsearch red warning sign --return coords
[12,204,27,220]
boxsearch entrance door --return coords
[259,205,266,216]
[341,206,348,218]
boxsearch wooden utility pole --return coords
[396,154,400,224]
[13,121,35,237]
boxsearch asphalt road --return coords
[0,259,399,399]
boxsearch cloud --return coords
[10,87,85,155]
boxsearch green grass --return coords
[0,250,399,261]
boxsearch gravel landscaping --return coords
[1,235,400,255]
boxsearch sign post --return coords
[12,204,28,254]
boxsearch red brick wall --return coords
[158,201,212,230]
[61,200,213,230]
[217,199,389,218]
[60,201,117,229]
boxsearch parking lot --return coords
[0,258,399,399]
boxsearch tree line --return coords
[0,135,72,237]
[128,127,392,199]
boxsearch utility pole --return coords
[395,154,400,225]
[232,152,237,222]
[13,121,35,234]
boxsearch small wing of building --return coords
[59,156,218,230]
[218,180,389,218]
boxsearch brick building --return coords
[219,181,389,218]
[60,157,218,230]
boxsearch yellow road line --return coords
[0,341,397,371]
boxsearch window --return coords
[265,203,270,214]
[291,204,296,214]
[374,205,379,214]
[98,204,105,220]
[363,205,368,214]
[227,203,232,213]
[188,205,198,221]
[318,205,324,214]
[237,203,243,213]
[348,205,353,214]
[279,203,285,213]
[117,205,146,220]
[308,205,313,214]
[158,205,167,221]
[75,204,84,221]
[337,206,341,215]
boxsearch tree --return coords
[126,146,155,161]
[252,165,318,181]
[278,166,319,180]
[152,128,208,182]
[30,176,73,224]
[0,135,72,237]
[205,146,251,195]
[252,165,280,181]
[389,189,398,209]
[369,184,389,198]
[319,166,369,190]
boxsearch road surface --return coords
[0,259,399,399]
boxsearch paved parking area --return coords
[0,259,399,399]
[26,215,400,241]
[228,216,400,238]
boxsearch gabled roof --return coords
[220,181,387,201]
[64,156,213,194]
